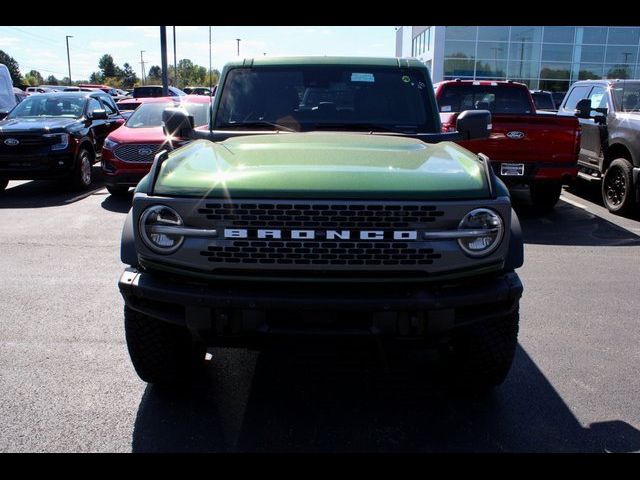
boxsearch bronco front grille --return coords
[197,202,445,229]
[200,240,442,267]
[114,143,162,163]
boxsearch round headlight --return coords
[457,208,504,257]
[139,205,184,254]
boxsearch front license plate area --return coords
[501,163,525,176]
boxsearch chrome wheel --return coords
[80,151,92,186]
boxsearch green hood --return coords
[149,133,490,200]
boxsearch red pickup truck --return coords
[434,80,581,210]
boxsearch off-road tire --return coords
[0,179,8,192]
[447,307,519,391]
[124,305,207,388]
[602,158,635,214]
[70,146,94,191]
[530,182,562,211]
[106,185,130,197]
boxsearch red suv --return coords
[101,95,210,196]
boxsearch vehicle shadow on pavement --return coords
[131,342,640,452]
[0,167,107,209]
[100,191,133,214]
[516,197,640,247]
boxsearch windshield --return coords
[125,101,210,128]
[214,66,437,133]
[7,94,85,118]
[531,92,555,110]
[610,82,640,112]
[438,84,533,114]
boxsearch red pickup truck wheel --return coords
[530,182,562,211]
[602,158,635,214]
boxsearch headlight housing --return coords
[457,208,504,257]
[139,205,184,254]
[103,137,118,150]
[44,133,69,151]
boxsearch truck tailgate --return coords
[444,113,580,165]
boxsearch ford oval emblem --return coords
[4,138,20,146]
[138,147,153,156]
[506,131,525,139]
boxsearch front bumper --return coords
[0,150,76,179]
[119,267,523,345]
[491,161,577,186]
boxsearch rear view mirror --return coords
[163,107,194,139]
[456,110,492,140]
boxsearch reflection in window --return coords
[445,26,477,41]
[444,40,476,58]
[605,64,633,79]
[540,80,570,92]
[605,46,637,65]
[510,26,543,43]
[475,42,508,60]
[539,63,571,79]
[581,27,607,44]
[541,43,574,62]
[443,58,475,77]
[475,60,507,78]
[543,26,575,44]
[478,26,509,42]
[580,45,605,63]
[607,27,640,45]
[508,61,540,79]
[509,41,541,62]
[577,63,604,80]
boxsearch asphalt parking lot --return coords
[1,171,639,453]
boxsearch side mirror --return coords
[89,109,108,120]
[163,107,194,139]
[0,111,8,120]
[456,110,492,140]
[575,98,592,119]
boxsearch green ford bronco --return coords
[118,57,524,390]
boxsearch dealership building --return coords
[395,26,640,92]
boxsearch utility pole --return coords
[173,26,177,87]
[65,35,73,85]
[140,50,146,85]
[236,38,241,57]
[160,26,169,96]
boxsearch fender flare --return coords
[120,209,138,266]
[504,208,524,271]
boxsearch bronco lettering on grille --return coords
[223,229,418,241]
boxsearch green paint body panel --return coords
[146,134,492,200]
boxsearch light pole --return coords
[65,35,73,85]
[140,50,146,85]
[236,38,241,57]
[160,26,169,97]
[173,26,177,87]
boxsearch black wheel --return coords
[124,305,207,388]
[530,182,562,211]
[446,307,519,391]
[0,179,7,192]
[70,146,94,190]
[602,158,635,214]
[106,185,130,196]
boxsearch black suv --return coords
[0,91,125,191]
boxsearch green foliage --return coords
[45,75,59,85]
[0,50,23,84]
[98,54,117,78]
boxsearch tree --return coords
[0,50,22,85]
[606,64,631,80]
[89,71,104,84]
[27,70,44,85]
[147,65,162,84]
[45,75,59,85]
[98,54,117,78]
[120,63,138,89]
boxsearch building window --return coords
[445,26,477,41]
[543,26,576,44]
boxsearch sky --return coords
[0,26,396,82]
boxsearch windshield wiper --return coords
[217,121,296,132]
[310,123,416,134]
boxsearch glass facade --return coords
[439,26,640,92]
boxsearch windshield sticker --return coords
[402,75,411,83]
[441,105,452,112]
[351,72,375,82]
